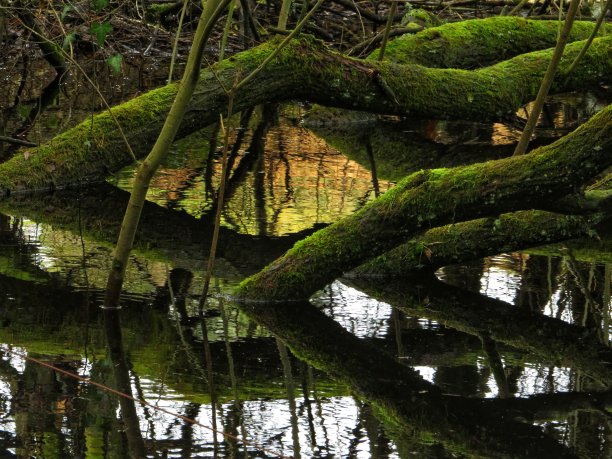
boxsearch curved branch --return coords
[0,26,610,193]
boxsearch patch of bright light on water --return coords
[0,346,27,372]
[311,281,393,339]
[128,379,401,458]
[516,365,572,395]
[541,286,576,325]
[413,366,436,384]
[479,256,522,304]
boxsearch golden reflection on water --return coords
[117,120,392,236]
[222,125,392,236]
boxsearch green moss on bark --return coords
[1,22,610,193]
[370,17,607,68]
[234,104,612,301]
[349,210,593,277]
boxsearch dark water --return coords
[0,53,610,457]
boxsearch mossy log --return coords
[0,19,610,193]
[343,153,612,276]
[347,274,612,386]
[234,103,612,301]
[348,205,607,278]
[370,16,607,68]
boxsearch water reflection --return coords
[0,95,610,456]
[112,108,392,236]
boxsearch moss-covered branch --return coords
[234,103,612,301]
[350,187,612,277]
[370,16,607,68]
[347,210,595,277]
[1,19,610,193]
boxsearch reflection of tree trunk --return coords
[199,313,219,454]
[102,309,147,458]
[363,136,380,198]
[513,255,560,312]
[277,339,301,457]
[348,274,612,386]
[236,107,612,301]
[236,297,577,457]
[568,409,612,459]
[180,403,201,459]
[480,332,510,398]
[0,182,321,277]
[604,264,611,344]
[219,297,249,458]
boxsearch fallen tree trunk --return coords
[348,188,612,277]
[233,103,612,301]
[369,16,607,68]
[0,21,610,193]
[347,209,599,277]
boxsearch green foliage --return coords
[90,22,113,47]
[62,31,76,51]
[60,4,73,21]
[107,53,123,75]
[91,0,109,12]
[15,103,33,121]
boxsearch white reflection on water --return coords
[311,281,393,339]
[479,254,523,304]
[133,375,400,458]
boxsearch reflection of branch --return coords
[480,390,612,421]
[479,332,510,398]
[348,274,612,387]
[564,247,601,311]
[103,309,147,458]
[237,297,575,457]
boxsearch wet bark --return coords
[0,19,610,193]
[234,103,612,301]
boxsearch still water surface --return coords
[0,58,610,457]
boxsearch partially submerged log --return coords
[0,19,610,193]
[347,210,597,277]
[349,187,612,277]
[234,103,612,301]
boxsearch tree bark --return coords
[233,103,612,301]
[347,208,603,278]
[0,19,609,194]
